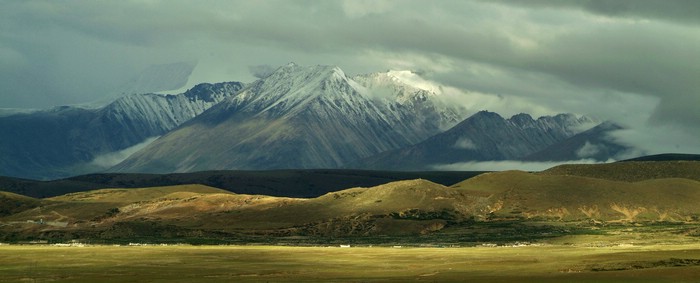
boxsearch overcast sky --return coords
[1,0,699,155]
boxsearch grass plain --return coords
[2,243,700,282]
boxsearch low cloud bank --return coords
[90,137,159,169]
[431,159,612,172]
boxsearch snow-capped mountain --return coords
[352,70,464,140]
[2,62,629,180]
[353,111,599,170]
[103,81,244,137]
[0,82,243,180]
[111,63,467,173]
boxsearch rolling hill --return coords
[0,169,485,198]
[0,191,40,216]
[541,160,700,182]
[454,170,700,222]
[2,161,700,242]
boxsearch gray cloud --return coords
[482,0,700,24]
[90,137,159,169]
[0,0,698,155]
[248,65,277,79]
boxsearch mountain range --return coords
[0,63,632,180]
[353,111,609,170]
[0,82,243,179]
[111,63,466,173]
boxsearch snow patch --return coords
[386,70,442,94]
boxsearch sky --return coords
[1,0,699,156]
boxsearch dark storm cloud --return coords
[483,0,700,24]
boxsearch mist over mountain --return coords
[82,61,198,108]
[116,62,196,96]
[0,82,243,180]
[522,121,633,162]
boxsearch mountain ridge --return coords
[0,81,244,180]
[353,110,598,170]
[522,121,631,161]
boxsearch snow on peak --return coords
[385,70,442,94]
[223,64,363,116]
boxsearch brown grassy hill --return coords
[540,161,700,182]
[453,170,700,222]
[0,180,474,238]
[0,170,485,198]
[112,179,471,236]
[0,191,40,216]
[1,185,232,225]
[313,179,464,215]
[48,184,231,203]
[3,164,700,241]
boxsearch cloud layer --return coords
[1,0,698,155]
[431,159,609,172]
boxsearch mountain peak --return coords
[210,63,362,120]
[471,110,503,120]
[184,82,244,102]
[266,64,348,83]
[509,113,535,126]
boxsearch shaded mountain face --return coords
[522,121,632,162]
[354,111,598,170]
[112,64,467,173]
[0,82,243,180]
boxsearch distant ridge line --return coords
[0,169,486,199]
[620,153,700,162]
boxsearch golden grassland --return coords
[1,243,700,282]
